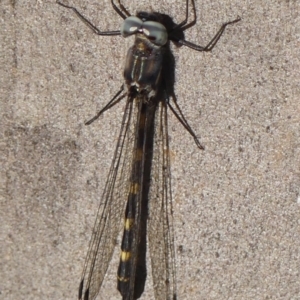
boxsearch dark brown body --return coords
[117,32,165,299]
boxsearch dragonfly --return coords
[56,1,240,299]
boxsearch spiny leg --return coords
[177,17,241,51]
[56,1,121,35]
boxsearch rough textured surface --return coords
[1,0,300,299]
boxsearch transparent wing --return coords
[148,100,177,300]
[79,96,138,300]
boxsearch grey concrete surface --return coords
[1,0,300,299]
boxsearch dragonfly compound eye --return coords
[121,16,143,37]
[142,21,168,46]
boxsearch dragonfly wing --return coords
[79,97,137,300]
[148,100,177,300]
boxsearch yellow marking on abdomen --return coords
[129,182,139,194]
[117,275,130,282]
[124,218,134,230]
[120,251,131,262]
[135,147,143,160]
